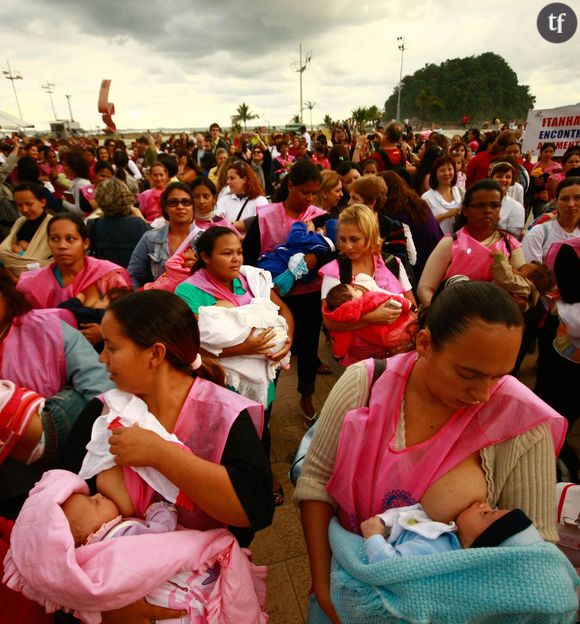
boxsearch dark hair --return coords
[16,156,40,183]
[379,171,431,225]
[190,176,217,196]
[540,142,556,154]
[112,149,130,183]
[0,268,32,322]
[463,178,504,208]
[555,175,580,199]
[325,283,354,311]
[420,281,523,350]
[160,181,194,220]
[47,212,88,240]
[94,160,114,175]
[158,154,178,179]
[192,226,239,272]
[523,263,554,295]
[209,123,221,132]
[273,159,322,202]
[62,150,90,179]
[429,155,458,189]
[13,182,46,201]
[108,290,225,385]
[335,161,361,177]
[385,122,403,143]
[554,244,580,303]
[489,131,516,156]
[562,147,580,165]
[412,143,443,193]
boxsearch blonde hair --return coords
[315,170,341,208]
[350,175,388,211]
[338,204,382,256]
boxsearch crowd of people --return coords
[0,118,578,623]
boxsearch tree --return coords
[323,114,333,127]
[351,106,369,132]
[304,100,316,131]
[383,52,536,123]
[290,113,301,124]
[232,102,259,131]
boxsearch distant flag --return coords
[98,79,116,133]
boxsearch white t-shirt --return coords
[216,189,268,222]
[498,196,525,237]
[422,187,463,236]
[321,259,412,299]
[522,219,580,263]
[507,182,524,205]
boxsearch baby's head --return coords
[326,283,364,311]
[61,492,120,546]
[456,501,542,549]
[515,262,554,294]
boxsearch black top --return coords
[15,212,46,243]
[88,216,151,268]
[58,397,274,547]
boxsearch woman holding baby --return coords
[296,280,567,623]
[319,204,416,366]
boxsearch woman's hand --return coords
[445,207,461,219]
[240,327,277,355]
[109,425,168,468]
[102,599,186,624]
[79,323,103,345]
[363,303,402,325]
[267,336,291,363]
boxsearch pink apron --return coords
[444,227,520,282]
[124,378,263,530]
[138,188,164,223]
[257,202,326,295]
[182,268,253,306]
[17,256,130,309]
[0,310,67,397]
[327,351,567,534]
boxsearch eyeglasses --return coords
[468,202,502,210]
[166,198,192,207]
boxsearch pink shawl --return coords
[17,257,130,309]
[183,268,253,307]
[3,470,267,623]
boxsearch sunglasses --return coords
[166,198,193,207]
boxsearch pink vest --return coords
[444,227,520,282]
[183,268,253,306]
[318,255,405,295]
[126,378,263,530]
[80,184,96,205]
[327,351,567,534]
[17,256,130,309]
[0,310,66,396]
[195,216,240,236]
[257,202,326,295]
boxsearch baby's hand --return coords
[361,517,385,539]
[489,249,504,260]
[181,248,197,269]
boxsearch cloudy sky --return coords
[1,0,579,132]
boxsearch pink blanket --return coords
[3,470,267,623]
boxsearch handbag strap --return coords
[235,197,251,222]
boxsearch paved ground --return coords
[251,336,538,623]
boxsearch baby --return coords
[361,502,543,563]
[490,249,554,312]
[57,285,130,327]
[323,274,416,360]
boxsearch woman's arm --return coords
[417,236,453,307]
[127,234,154,288]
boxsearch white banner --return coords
[523,105,580,157]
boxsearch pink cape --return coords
[17,256,130,310]
[3,470,268,624]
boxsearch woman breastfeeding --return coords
[296,281,567,624]
[243,160,328,424]
[319,204,415,366]
[17,213,131,344]
[418,179,524,308]
[0,183,53,280]
[55,290,274,623]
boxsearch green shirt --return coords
[175,278,247,314]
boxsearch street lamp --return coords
[42,82,57,120]
[290,44,312,124]
[2,60,24,120]
[65,94,74,122]
[396,36,406,122]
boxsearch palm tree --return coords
[304,101,316,131]
[351,106,369,132]
[290,113,301,124]
[366,105,381,126]
[323,114,333,128]
[233,102,259,131]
